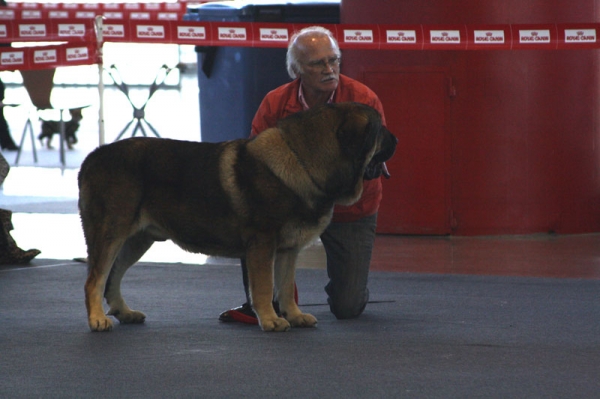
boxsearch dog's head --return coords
[330,102,397,204]
[69,107,84,123]
[334,102,397,177]
[274,102,397,206]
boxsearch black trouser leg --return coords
[240,258,281,314]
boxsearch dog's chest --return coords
[278,212,332,250]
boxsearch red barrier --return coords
[0,18,96,44]
[0,41,98,71]
[5,2,188,13]
[0,8,185,21]
[99,21,600,50]
[1,4,598,50]
[0,17,598,71]
[2,19,599,49]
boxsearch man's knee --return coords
[326,287,369,319]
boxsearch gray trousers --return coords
[321,213,377,319]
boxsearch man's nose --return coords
[322,63,334,73]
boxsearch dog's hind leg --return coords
[85,237,126,332]
[105,231,154,325]
[274,249,317,328]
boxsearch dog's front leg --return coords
[246,239,290,331]
[274,249,317,328]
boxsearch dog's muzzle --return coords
[364,128,398,180]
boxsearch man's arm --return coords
[250,98,272,138]
[250,94,287,138]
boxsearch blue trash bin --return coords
[187,0,340,142]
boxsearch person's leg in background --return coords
[0,153,39,264]
[0,78,18,151]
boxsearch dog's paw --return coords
[108,309,146,325]
[89,315,114,332]
[287,312,318,328]
[259,316,291,332]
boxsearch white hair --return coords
[286,26,341,79]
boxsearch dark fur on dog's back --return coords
[79,138,330,257]
[80,140,231,243]
[79,102,397,333]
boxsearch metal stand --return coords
[107,64,176,142]
[14,115,37,165]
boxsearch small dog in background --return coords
[38,107,84,150]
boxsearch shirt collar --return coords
[298,82,336,110]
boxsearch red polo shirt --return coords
[250,74,387,223]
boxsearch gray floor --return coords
[1,260,599,398]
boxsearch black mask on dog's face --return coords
[364,162,387,180]
[364,126,397,180]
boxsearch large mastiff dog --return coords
[79,102,397,332]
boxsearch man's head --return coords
[286,26,341,95]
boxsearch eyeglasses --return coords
[305,56,341,71]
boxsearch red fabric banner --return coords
[0,18,96,44]
[106,21,600,50]
[0,6,599,71]
[0,41,98,71]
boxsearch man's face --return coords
[297,35,340,95]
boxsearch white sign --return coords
[137,25,166,39]
[178,26,206,40]
[519,30,551,43]
[430,30,461,44]
[344,29,374,43]
[1,51,24,66]
[66,47,90,61]
[564,29,596,43]
[103,24,125,38]
[386,30,417,44]
[130,12,151,20]
[33,49,57,64]
[259,28,288,42]
[19,24,47,38]
[473,30,505,44]
[218,27,247,41]
[58,24,86,37]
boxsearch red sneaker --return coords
[218,284,299,325]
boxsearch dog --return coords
[38,107,84,149]
[78,102,397,332]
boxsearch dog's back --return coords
[78,137,250,258]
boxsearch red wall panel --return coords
[342,0,600,235]
[365,67,451,234]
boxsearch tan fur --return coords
[79,102,397,332]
